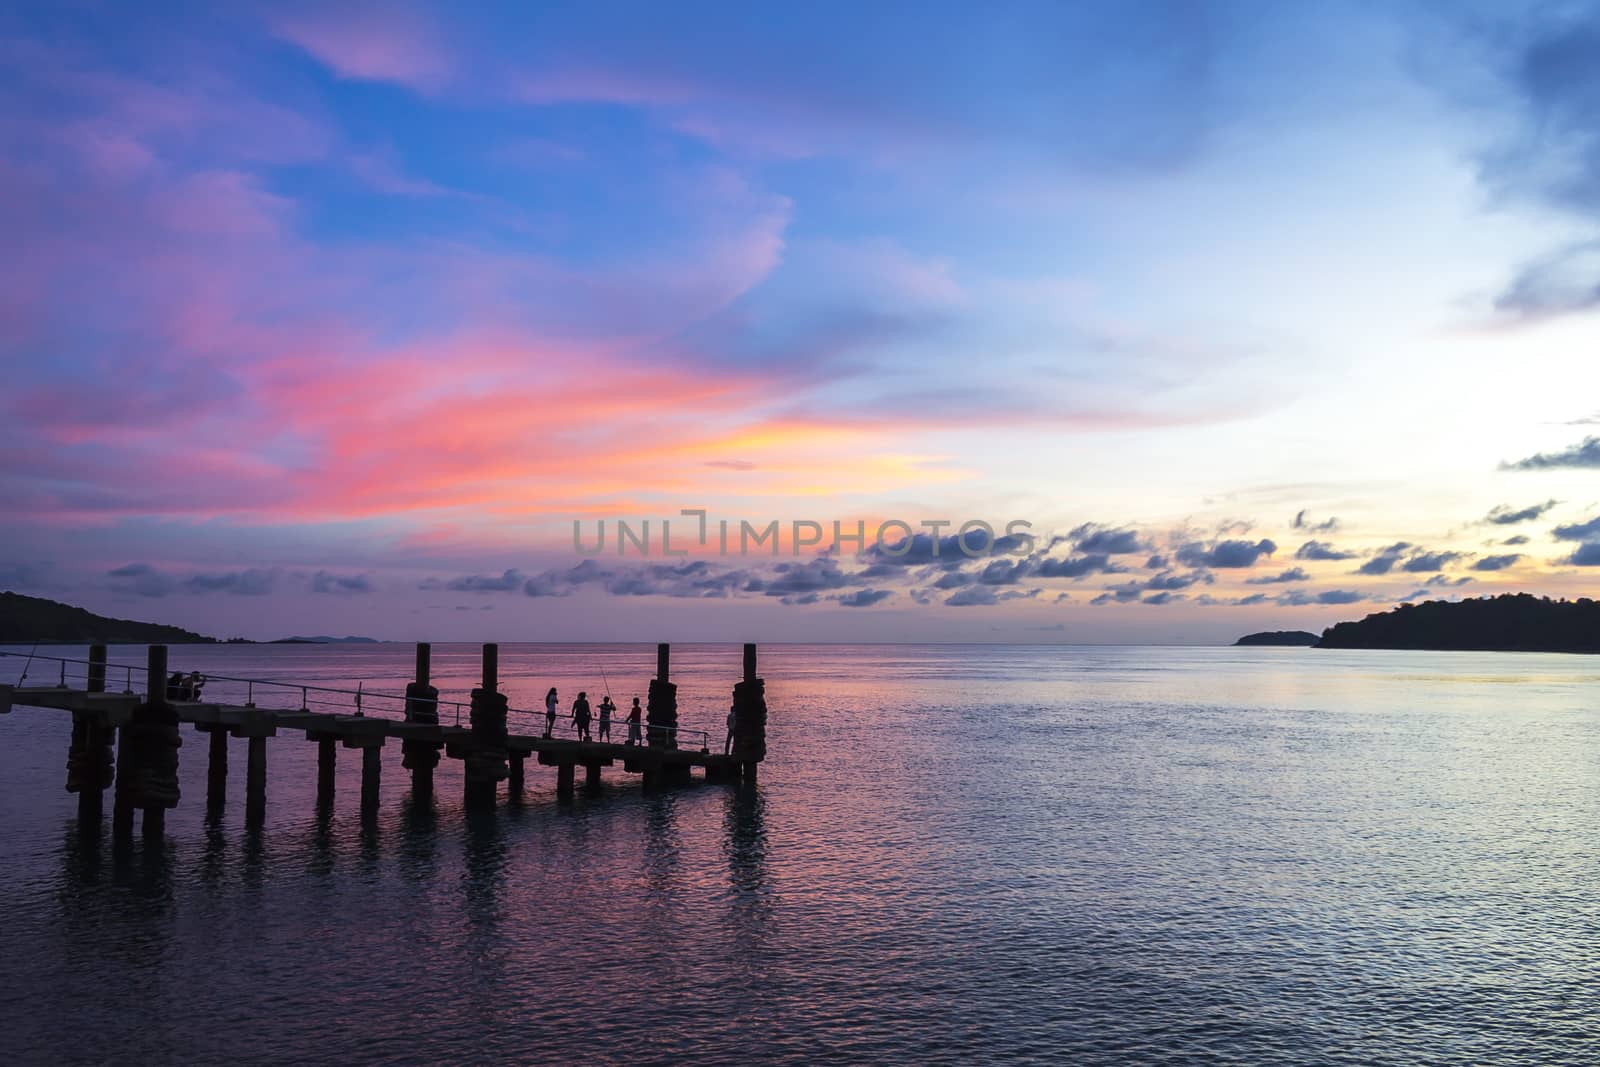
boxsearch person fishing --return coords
[166,671,185,701]
[544,687,558,738]
[598,694,615,741]
[187,671,206,701]
[571,690,593,742]
[625,697,643,745]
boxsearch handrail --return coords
[0,650,717,751]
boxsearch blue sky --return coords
[2,0,1599,642]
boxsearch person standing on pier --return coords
[626,697,642,745]
[544,687,558,738]
[571,691,593,742]
[597,695,615,741]
[724,703,737,755]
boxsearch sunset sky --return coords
[3,0,1599,643]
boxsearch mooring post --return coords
[361,746,381,813]
[732,642,767,786]
[87,644,107,693]
[71,645,112,821]
[402,643,441,798]
[318,736,336,804]
[647,642,678,750]
[115,645,181,837]
[206,729,228,812]
[464,643,508,810]
[246,735,267,827]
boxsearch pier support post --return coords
[646,643,678,750]
[69,645,114,822]
[508,755,525,798]
[464,644,508,810]
[318,737,336,804]
[731,643,767,786]
[556,762,575,797]
[206,728,228,813]
[402,643,442,798]
[114,645,182,838]
[361,746,381,813]
[585,762,602,792]
[246,735,267,827]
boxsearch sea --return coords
[0,642,1597,1065]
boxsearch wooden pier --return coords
[0,641,768,837]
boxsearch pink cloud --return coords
[270,4,455,92]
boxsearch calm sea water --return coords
[1,643,1597,1065]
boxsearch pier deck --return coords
[0,640,768,836]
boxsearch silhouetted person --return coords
[187,671,206,701]
[598,695,615,741]
[571,691,592,742]
[166,672,184,701]
[544,687,558,738]
[724,704,737,755]
[625,697,642,745]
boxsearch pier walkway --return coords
[0,641,769,837]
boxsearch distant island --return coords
[1235,630,1319,646]
[0,591,217,644]
[1318,594,1600,653]
[271,636,380,644]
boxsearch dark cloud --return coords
[1276,589,1365,606]
[1501,535,1532,546]
[1175,538,1276,568]
[1495,242,1600,317]
[448,569,526,593]
[832,588,893,607]
[1472,554,1523,571]
[1246,567,1310,585]
[1144,569,1212,591]
[1144,554,1168,569]
[1425,574,1473,587]
[1502,437,1600,470]
[1485,500,1559,524]
[861,531,1028,568]
[311,571,373,595]
[1035,554,1125,579]
[1142,592,1184,605]
[1552,515,1600,541]
[1291,510,1339,532]
[107,562,176,598]
[1356,543,1412,575]
[0,562,48,589]
[1566,543,1600,566]
[1402,551,1465,573]
[183,568,278,596]
[1295,540,1355,561]
[1068,524,1148,554]
[945,585,999,607]
[1488,16,1600,315]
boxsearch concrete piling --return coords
[463,643,509,810]
[246,735,267,827]
[361,746,381,813]
[206,728,228,813]
[732,642,767,786]
[402,643,442,797]
[68,644,114,822]
[317,736,336,804]
[113,645,181,838]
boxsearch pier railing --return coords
[0,650,714,751]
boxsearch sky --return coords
[2,0,1600,643]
